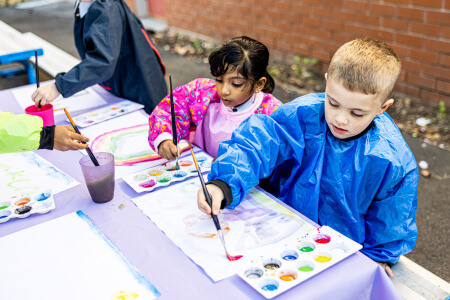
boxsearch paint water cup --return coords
[25,104,54,127]
[79,152,115,204]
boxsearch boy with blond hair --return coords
[198,38,418,276]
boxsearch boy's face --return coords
[324,74,393,139]
[215,69,265,108]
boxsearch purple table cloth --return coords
[0,83,401,300]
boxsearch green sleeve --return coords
[0,112,43,154]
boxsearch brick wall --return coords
[162,0,450,105]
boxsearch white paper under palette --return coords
[72,100,144,127]
[0,211,160,299]
[237,225,362,299]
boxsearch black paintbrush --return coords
[64,108,99,166]
[35,51,41,109]
[169,74,180,170]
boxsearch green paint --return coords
[0,205,8,210]
[299,266,313,272]
[300,246,313,252]
[158,178,171,183]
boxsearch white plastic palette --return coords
[122,155,213,193]
[71,100,144,127]
[237,225,362,299]
[0,190,55,223]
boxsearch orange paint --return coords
[15,198,30,206]
[280,274,296,281]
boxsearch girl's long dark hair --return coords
[208,36,275,93]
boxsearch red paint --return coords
[227,254,243,261]
[314,233,331,244]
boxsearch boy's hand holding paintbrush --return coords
[53,126,89,151]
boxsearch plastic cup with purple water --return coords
[79,152,115,203]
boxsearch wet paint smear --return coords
[15,198,30,206]
[15,205,32,215]
[114,291,139,300]
[282,255,298,261]
[0,205,9,210]
[246,273,262,279]
[299,266,313,272]
[36,192,51,201]
[173,172,187,178]
[227,254,243,261]
[149,169,163,176]
[315,256,331,263]
[280,274,296,281]
[300,246,314,252]
[139,180,156,188]
[261,284,278,291]
[118,204,125,210]
[314,234,331,244]
[158,177,171,183]
[166,166,177,172]
[265,263,280,270]
[179,160,192,167]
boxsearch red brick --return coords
[275,1,291,11]
[369,3,395,16]
[421,89,449,105]
[402,60,421,73]
[427,11,450,26]
[437,80,450,94]
[397,7,424,21]
[332,32,354,44]
[391,44,407,58]
[333,10,354,22]
[446,0,450,9]
[412,0,442,8]
[382,18,408,31]
[394,83,421,99]
[410,49,438,64]
[407,73,436,89]
[396,33,423,47]
[344,0,366,12]
[356,14,380,26]
[384,0,409,3]
[303,17,321,28]
[343,24,369,35]
[293,45,310,57]
[312,49,331,62]
[424,65,450,81]
[368,28,394,41]
[311,7,332,18]
[443,26,450,39]
[410,22,441,37]
[321,20,343,31]
[425,38,450,53]
[398,70,406,82]
[441,54,450,67]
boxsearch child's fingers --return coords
[385,266,393,277]
[197,188,211,215]
[176,145,182,158]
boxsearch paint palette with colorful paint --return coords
[237,225,362,299]
[0,190,55,223]
[71,100,144,127]
[122,155,213,193]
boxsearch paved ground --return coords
[1,1,449,282]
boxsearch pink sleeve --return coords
[148,78,218,151]
[254,93,283,115]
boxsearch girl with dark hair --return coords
[148,36,282,158]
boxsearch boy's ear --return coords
[378,98,394,115]
[255,77,267,92]
[325,73,328,81]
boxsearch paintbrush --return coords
[35,51,41,109]
[190,149,242,261]
[168,74,180,170]
[64,108,100,167]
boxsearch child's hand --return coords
[158,140,181,160]
[32,83,60,106]
[197,184,224,216]
[377,262,394,277]
[53,125,89,151]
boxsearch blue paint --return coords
[75,211,161,297]
[197,156,207,162]
[282,255,297,261]
[262,284,278,291]
[173,172,187,178]
[36,192,51,201]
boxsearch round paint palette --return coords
[0,190,55,223]
[122,154,214,193]
[237,225,362,299]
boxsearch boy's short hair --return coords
[328,38,401,102]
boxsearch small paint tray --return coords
[71,100,144,127]
[0,190,55,223]
[122,155,213,193]
[237,225,362,299]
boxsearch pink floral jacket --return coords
[148,78,282,152]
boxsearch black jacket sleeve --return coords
[38,125,55,150]
[206,179,232,209]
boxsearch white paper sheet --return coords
[12,84,107,116]
[131,178,309,281]
[80,111,191,178]
[0,152,79,196]
[0,211,160,300]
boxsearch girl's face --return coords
[215,69,265,108]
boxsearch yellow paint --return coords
[114,291,139,300]
[315,255,331,263]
